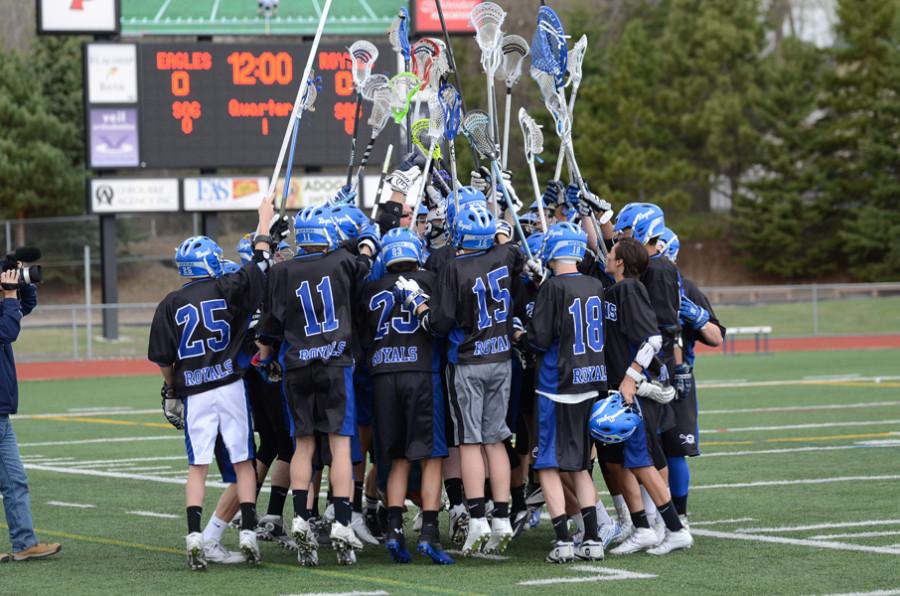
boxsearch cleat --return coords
[336,548,357,565]
[239,529,261,564]
[575,539,605,561]
[610,527,658,555]
[546,540,575,564]
[528,506,542,529]
[365,507,384,542]
[385,538,412,563]
[484,517,513,554]
[652,517,666,545]
[611,517,633,545]
[417,540,455,565]
[449,504,469,546]
[599,521,622,548]
[229,512,242,529]
[297,548,319,567]
[203,540,246,564]
[647,528,694,555]
[257,514,298,551]
[291,516,319,557]
[679,514,690,533]
[351,511,381,545]
[331,522,363,565]
[512,509,530,538]
[525,487,545,507]
[308,517,331,546]
[324,503,335,524]
[461,517,491,556]
[186,532,207,571]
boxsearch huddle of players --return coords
[148,155,725,571]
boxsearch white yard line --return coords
[736,520,900,534]
[46,501,96,508]
[704,444,899,458]
[816,591,900,596]
[809,530,900,540]
[445,549,508,561]
[19,457,75,464]
[113,466,174,472]
[700,401,900,416]
[518,565,657,586]
[693,475,900,491]
[127,510,180,519]
[692,528,900,556]
[356,0,377,19]
[76,456,185,468]
[689,517,757,526]
[15,409,158,419]
[702,419,900,434]
[19,436,180,448]
[154,0,174,22]
[698,375,900,390]
[281,592,389,596]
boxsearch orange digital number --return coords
[172,101,202,134]
[171,71,190,97]
[227,51,256,85]
[334,71,353,97]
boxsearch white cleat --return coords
[599,522,622,548]
[351,511,381,545]
[612,517,633,545]
[647,528,694,555]
[331,521,363,565]
[239,529,261,564]
[297,548,319,567]
[483,517,513,554]
[186,532,207,571]
[609,527,658,555]
[203,540,246,564]
[575,539,605,561]
[679,514,690,532]
[652,517,667,545]
[545,540,575,563]
[449,504,469,546]
[461,517,491,556]
[291,516,319,555]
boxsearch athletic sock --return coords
[292,489,310,520]
[673,495,688,517]
[310,495,320,519]
[581,506,599,542]
[334,497,352,526]
[658,502,684,532]
[267,485,289,517]
[187,506,203,535]
[667,455,691,514]
[640,486,659,522]
[202,513,228,544]
[388,506,405,545]
[366,495,379,513]
[510,484,526,514]
[551,514,570,542]
[612,494,629,523]
[630,510,649,529]
[353,481,364,514]
[240,502,257,531]
[467,497,486,519]
[445,478,463,507]
[484,480,493,504]
[492,501,509,519]
[420,510,439,543]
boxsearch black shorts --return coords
[245,370,293,466]
[594,397,667,470]
[532,395,593,472]
[661,371,700,457]
[284,365,356,438]
[372,372,448,462]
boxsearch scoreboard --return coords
[85,41,398,170]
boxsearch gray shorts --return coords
[446,361,512,445]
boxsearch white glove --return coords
[470,169,491,194]
[394,275,430,309]
[525,257,544,282]
[388,165,422,195]
[635,378,676,404]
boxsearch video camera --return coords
[1,247,43,289]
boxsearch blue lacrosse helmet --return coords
[519,211,539,236]
[294,205,340,250]
[631,203,665,245]
[452,203,496,250]
[236,233,254,265]
[328,204,368,240]
[590,392,642,444]
[542,222,587,265]
[176,236,224,278]
[658,227,680,262]
[381,227,423,268]
[221,259,241,274]
[613,202,647,235]
[446,186,487,230]
[525,232,545,260]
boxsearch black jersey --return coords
[360,269,440,375]
[528,273,608,401]
[148,264,265,397]
[640,253,682,361]
[512,275,539,325]
[259,248,369,370]
[431,243,524,365]
[681,277,726,366]
[424,243,454,273]
[603,277,659,388]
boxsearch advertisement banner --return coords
[89,108,140,168]
[90,178,179,213]
[39,0,118,34]
[183,175,384,211]
[413,0,479,34]
[87,44,138,104]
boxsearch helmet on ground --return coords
[294,205,340,250]
[381,227,424,268]
[176,236,224,279]
[631,203,665,245]
[452,203,496,251]
[590,392,641,444]
[542,222,587,265]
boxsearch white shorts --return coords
[183,379,254,466]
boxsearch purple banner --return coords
[89,108,139,168]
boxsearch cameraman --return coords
[0,268,61,562]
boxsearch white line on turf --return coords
[688,517,757,526]
[445,549,508,561]
[518,565,657,586]
[281,592,389,596]
[46,501,96,508]
[356,0,377,19]
[698,375,900,390]
[15,409,158,419]
[692,528,900,556]
[154,0,173,22]
[815,591,900,596]
[809,530,900,540]
[18,436,180,448]
[704,444,899,458]
[700,401,900,415]
[693,475,900,490]
[857,440,900,447]
[803,374,863,380]
[736,520,900,533]
[702,419,900,434]
[127,511,180,519]
[67,407,138,413]
[113,466,174,472]
[76,456,186,468]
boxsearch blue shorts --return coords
[533,395,593,472]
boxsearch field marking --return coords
[15,409,158,419]
[34,415,171,430]
[809,530,900,540]
[46,501,95,509]
[700,402,900,415]
[816,591,900,596]
[282,592,388,596]
[445,549,508,561]
[703,431,900,447]
[692,528,900,556]
[127,510,180,519]
[702,419,900,434]
[209,0,221,21]
[693,475,900,491]
[704,443,900,458]
[858,440,900,446]
[736,520,900,534]
[18,436,180,448]
[689,517,757,526]
[356,0,377,19]
[154,0,174,22]
[116,466,174,472]
[518,564,657,586]
[804,374,862,380]
[698,375,900,390]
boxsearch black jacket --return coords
[0,285,37,415]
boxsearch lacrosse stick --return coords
[495,35,529,170]
[267,0,332,202]
[360,74,389,101]
[279,72,319,217]
[389,8,412,152]
[470,2,506,163]
[518,107,548,232]
[438,82,463,214]
[388,72,420,125]
[410,38,441,121]
[408,98,445,232]
[461,110,533,259]
[351,85,393,190]
[345,41,379,186]
[371,143,394,219]
[412,119,451,196]
[554,34,586,181]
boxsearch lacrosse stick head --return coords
[349,40,379,92]
[518,107,544,161]
[568,35,588,88]
[368,86,393,136]
[360,73,389,102]
[388,7,411,61]
[299,71,321,112]
[438,82,462,141]
[531,67,570,138]
[531,5,569,89]
[461,110,498,161]
[470,2,506,73]
[428,51,450,93]
[388,72,420,123]
[411,39,441,91]
[496,35,530,88]
[411,119,442,161]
